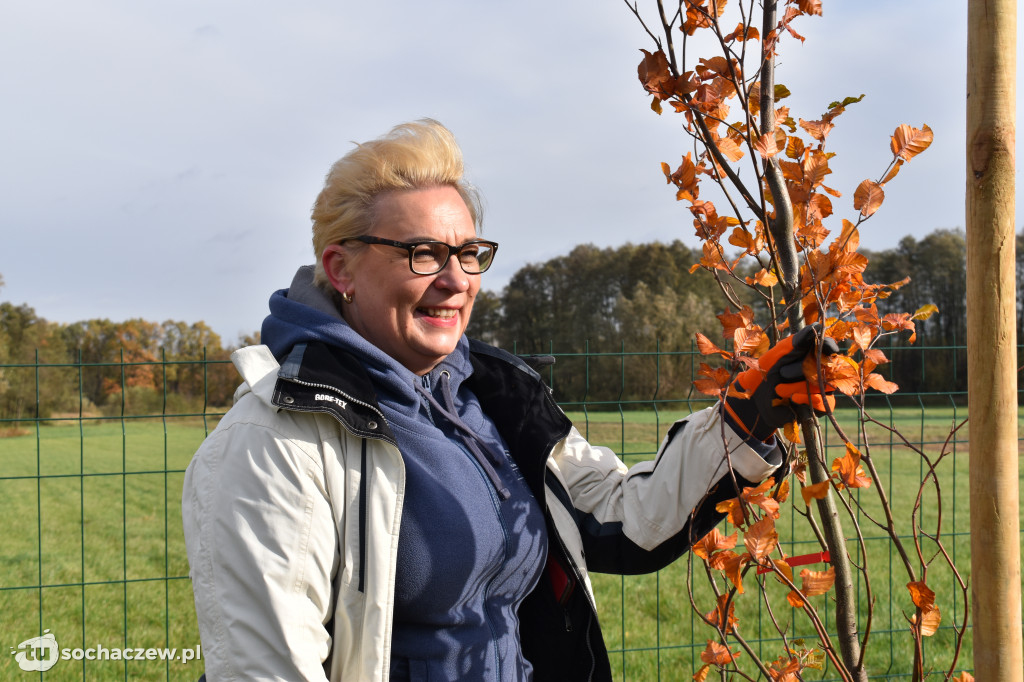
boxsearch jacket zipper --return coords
[282,376,389,424]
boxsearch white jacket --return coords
[182,341,781,681]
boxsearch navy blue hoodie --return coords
[261,266,549,681]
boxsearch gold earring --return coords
[341,291,353,304]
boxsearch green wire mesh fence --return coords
[0,341,1016,680]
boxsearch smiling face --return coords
[321,185,481,375]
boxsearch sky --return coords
[2,0,1020,343]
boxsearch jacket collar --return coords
[231,342,397,445]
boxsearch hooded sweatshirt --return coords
[261,266,549,681]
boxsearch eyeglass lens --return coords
[410,242,495,275]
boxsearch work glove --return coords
[724,324,840,441]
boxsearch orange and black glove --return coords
[724,324,839,441]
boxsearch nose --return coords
[433,255,471,292]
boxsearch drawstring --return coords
[415,372,511,501]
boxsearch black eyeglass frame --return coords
[343,235,499,275]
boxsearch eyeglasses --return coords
[344,235,499,275]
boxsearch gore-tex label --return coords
[315,393,347,410]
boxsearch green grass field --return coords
[0,405,1019,680]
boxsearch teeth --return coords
[423,308,458,319]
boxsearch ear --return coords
[321,244,354,296]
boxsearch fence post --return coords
[966,0,1021,677]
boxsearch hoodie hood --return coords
[259,265,509,496]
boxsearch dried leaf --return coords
[798,118,834,142]
[853,179,885,217]
[783,420,801,444]
[918,605,941,637]
[701,639,741,665]
[693,663,711,682]
[744,517,779,562]
[890,123,934,161]
[716,136,745,162]
[638,49,674,99]
[832,446,872,489]
[715,498,745,527]
[800,566,835,596]
[734,328,768,355]
[694,363,732,397]
[705,594,739,630]
[696,332,730,357]
[754,131,781,158]
[882,159,904,183]
[864,373,899,394]
[907,580,936,611]
[785,135,805,159]
[693,528,738,561]
[801,480,831,506]
[912,303,939,320]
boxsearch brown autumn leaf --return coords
[693,527,738,561]
[753,131,781,158]
[729,225,763,253]
[717,306,757,342]
[695,332,730,357]
[715,136,745,162]
[638,49,674,99]
[744,516,779,562]
[912,303,939,321]
[742,478,781,519]
[734,327,769,356]
[710,550,750,593]
[715,498,745,527]
[774,479,790,504]
[796,0,823,15]
[700,639,741,665]
[853,179,885,217]
[694,363,732,397]
[704,594,739,631]
[693,664,711,682]
[890,123,934,161]
[832,444,872,489]
[747,268,779,287]
[786,589,806,608]
[801,480,831,506]
[782,419,801,444]
[851,323,874,352]
[907,580,936,610]
[798,118,834,142]
[864,373,899,394]
[806,193,833,223]
[882,159,904,183]
[801,151,831,188]
[768,656,803,682]
[800,566,835,596]
[785,135,805,160]
[723,22,760,43]
[823,354,861,397]
[918,605,941,637]
[952,672,974,682]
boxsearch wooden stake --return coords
[966,0,1021,677]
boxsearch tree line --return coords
[0,227,994,422]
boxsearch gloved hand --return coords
[724,324,840,440]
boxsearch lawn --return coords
[0,404,1019,680]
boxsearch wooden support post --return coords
[966,0,1021,678]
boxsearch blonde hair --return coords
[311,119,483,289]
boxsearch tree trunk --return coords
[966,0,1022,678]
[760,2,866,679]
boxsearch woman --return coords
[182,120,827,681]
